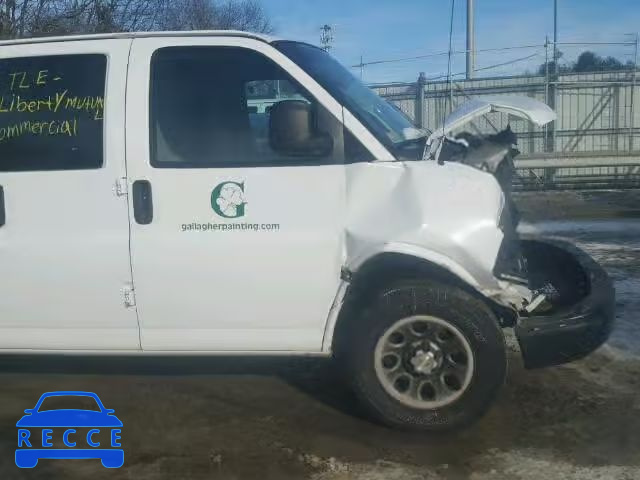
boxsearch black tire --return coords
[342,279,507,431]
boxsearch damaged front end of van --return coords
[341,96,615,369]
[426,96,615,368]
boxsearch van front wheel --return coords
[344,280,507,431]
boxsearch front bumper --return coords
[514,239,615,369]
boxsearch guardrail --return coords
[513,163,640,191]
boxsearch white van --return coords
[0,31,614,431]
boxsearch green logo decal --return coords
[211,181,246,218]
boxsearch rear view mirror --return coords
[269,100,333,157]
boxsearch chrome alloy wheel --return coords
[374,315,475,409]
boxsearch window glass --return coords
[274,41,425,150]
[150,46,352,168]
[246,79,312,163]
[344,126,375,163]
[0,54,106,172]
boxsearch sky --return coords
[264,0,640,83]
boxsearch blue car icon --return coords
[16,391,123,468]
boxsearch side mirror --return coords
[24,409,34,414]
[269,100,333,157]
[105,409,115,414]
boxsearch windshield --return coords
[274,41,425,149]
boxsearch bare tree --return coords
[0,0,273,39]
[214,0,272,33]
[157,0,273,33]
[158,0,217,31]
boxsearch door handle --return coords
[132,180,153,225]
[0,185,5,227]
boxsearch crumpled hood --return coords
[427,96,556,146]
[423,96,557,199]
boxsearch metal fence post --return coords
[630,33,638,151]
[549,61,558,153]
[544,36,550,153]
[415,72,426,128]
[543,36,557,186]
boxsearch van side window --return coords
[344,128,375,163]
[0,55,106,172]
[150,47,347,168]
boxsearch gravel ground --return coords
[1,190,639,480]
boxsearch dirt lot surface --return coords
[1,190,639,480]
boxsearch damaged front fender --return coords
[342,159,526,305]
[347,241,481,289]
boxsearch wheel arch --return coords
[325,250,512,354]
